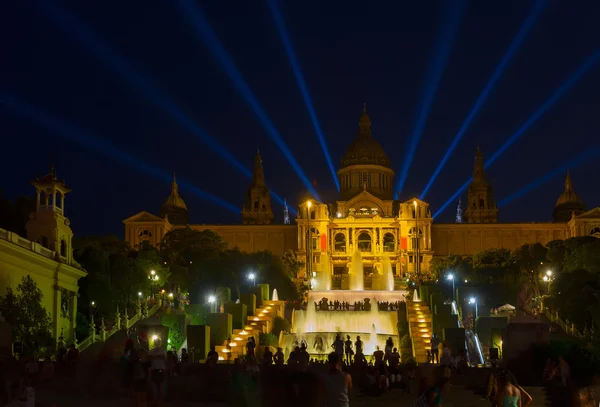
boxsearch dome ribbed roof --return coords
[340,104,391,169]
[555,171,584,207]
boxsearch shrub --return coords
[397,321,409,337]
[400,334,412,348]
[161,314,187,350]
[272,316,290,337]
[259,332,278,347]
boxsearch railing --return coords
[452,300,484,366]
[543,309,585,339]
[76,301,161,352]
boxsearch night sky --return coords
[1,0,599,237]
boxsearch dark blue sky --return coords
[1,0,599,237]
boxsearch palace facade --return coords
[0,169,86,344]
[124,107,600,282]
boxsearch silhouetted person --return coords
[324,352,351,407]
[430,333,440,364]
[344,335,353,364]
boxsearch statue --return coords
[516,283,534,318]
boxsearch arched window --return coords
[139,229,153,238]
[37,236,49,248]
[334,233,346,253]
[479,198,485,209]
[60,239,67,257]
[310,210,316,220]
[55,193,62,209]
[591,227,600,236]
[383,233,395,252]
[254,200,259,210]
[357,232,372,252]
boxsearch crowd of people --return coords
[309,299,404,312]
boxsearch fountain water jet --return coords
[349,250,364,291]
[272,288,279,301]
[413,288,420,302]
[382,255,394,291]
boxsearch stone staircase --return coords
[214,300,284,361]
[407,300,433,364]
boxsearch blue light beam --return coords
[434,47,600,219]
[39,1,290,211]
[268,0,339,192]
[179,0,320,201]
[0,93,239,213]
[396,0,466,195]
[421,0,545,199]
[498,146,600,208]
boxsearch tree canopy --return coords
[0,275,54,356]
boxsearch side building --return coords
[124,107,600,282]
[0,168,86,344]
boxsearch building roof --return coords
[340,104,391,169]
[555,170,585,208]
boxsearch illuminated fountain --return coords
[349,250,364,291]
[284,296,399,357]
[382,255,394,291]
[272,288,279,301]
[280,249,409,359]
[413,288,420,302]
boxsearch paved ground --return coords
[37,385,550,407]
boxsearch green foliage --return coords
[0,275,54,356]
[259,332,278,347]
[429,255,473,282]
[548,269,600,327]
[281,250,304,279]
[399,334,412,348]
[397,321,409,336]
[75,312,89,342]
[272,316,290,337]
[161,314,187,350]
[472,248,516,283]
[512,243,548,296]
[74,235,168,317]
[186,304,209,325]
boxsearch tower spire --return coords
[465,144,498,223]
[242,151,273,225]
[456,197,463,223]
[565,169,573,191]
[283,198,290,224]
[358,103,371,137]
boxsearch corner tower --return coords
[159,174,188,225]
[242,151,274,224]
[554,170,586,222]
[337,104,394,201]
[26,166,74,263]
[464,145,498,223]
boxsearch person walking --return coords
[324,352,352,407]
[430,334,440,364]
[493,370,532,407]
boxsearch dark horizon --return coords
[1,0,599,238]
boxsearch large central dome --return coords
[337,105,395,201]
[340,105,391,169]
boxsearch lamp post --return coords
[306,200,312,280]
[208,295,216,313]
[413,200,419,280]
[248,272,256,287]
[469,297,478,320]
[447,273,455,301]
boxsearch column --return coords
[69,293,77,341]
[36,190,41,211]
[53,286,62,342]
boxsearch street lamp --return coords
[306,200,312,280]
[413,200,419,280]
[446,273,455,300]
[469,297,478,320]
[208,295,216,313]
[248,272,256,287]
[546,270,552,277]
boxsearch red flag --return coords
[401,237,408,250]
[320,233,327,251]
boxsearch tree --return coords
[0,275,53,356]
[281,250,304,279]
[512,243,548,297]
[472,248,516,283]
[429,255,473,282]
[74,235,168,317]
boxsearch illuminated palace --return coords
[124,107,600,282]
